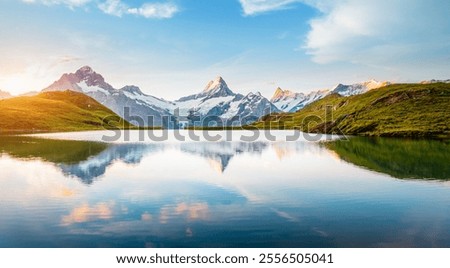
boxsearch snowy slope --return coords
[271,80,390,113]
[289,89,330,112]
[42,66,394,127]
[43,70,277,127]
[271,87,330,113]
[271,87,306,112]
[331,80,390,97]
[175,77,279,126]
[43,66,176,127]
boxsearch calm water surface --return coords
[0,131,449,247]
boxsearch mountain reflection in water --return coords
[1,134,450,247]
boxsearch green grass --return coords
[254,83,450,139]
[0,90,134,134]
[324,137,450,180]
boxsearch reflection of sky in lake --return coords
[1,133,450,247]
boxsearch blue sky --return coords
[0,0,449,99]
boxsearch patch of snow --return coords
[78,81,110,95]
[123,91,176,111]
[175,95,235,117]
[221,99,241,118]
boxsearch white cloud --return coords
[98,0,179,19]
[238,0,450,68]
[21,0,92,7]
[239,0,302,16]
[98,0,128,17]
[303,0,450,64]
[22,0,179,19]
[127,2,178,19]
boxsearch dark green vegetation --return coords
[0,90,133,134]
[325,137,450,180]
[0,136,108,164]
[254,83,450,138]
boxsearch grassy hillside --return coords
[254,83,450,138]
[324,137,450,180]
[0,90,133,133]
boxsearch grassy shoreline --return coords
[2,84,448,140]
[0,91,138,135]
[253,83,450,140]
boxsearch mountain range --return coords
[41,67,279,127]
[39,66,390,127]
[175,77,279,127]
[1,66,448,138]
[1,135,448,185]
[271,87,330,113]
[4,65,422,132]
[0,90,132,133]
[256,83,450,138]
[270,80,390,113]
[43,66,176,127]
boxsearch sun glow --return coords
[0,61,80,96]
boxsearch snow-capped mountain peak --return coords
[246,91,263,98]
[42,66,175,127]
[204,76,227,92]
[271,87,301,102]
[43,66,114,93]
[175,78,279,126]
[363,79,390,90]
[177,76,236,103]
[120,85,144,95]
[271,87,285,102]
[41,66,395,128]
[332,80,390,97]
[201,76,234,98]
[78,65,94,74]
[74,66,112,90]
[270,87,309,112]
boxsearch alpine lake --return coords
[0,130,449,248]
